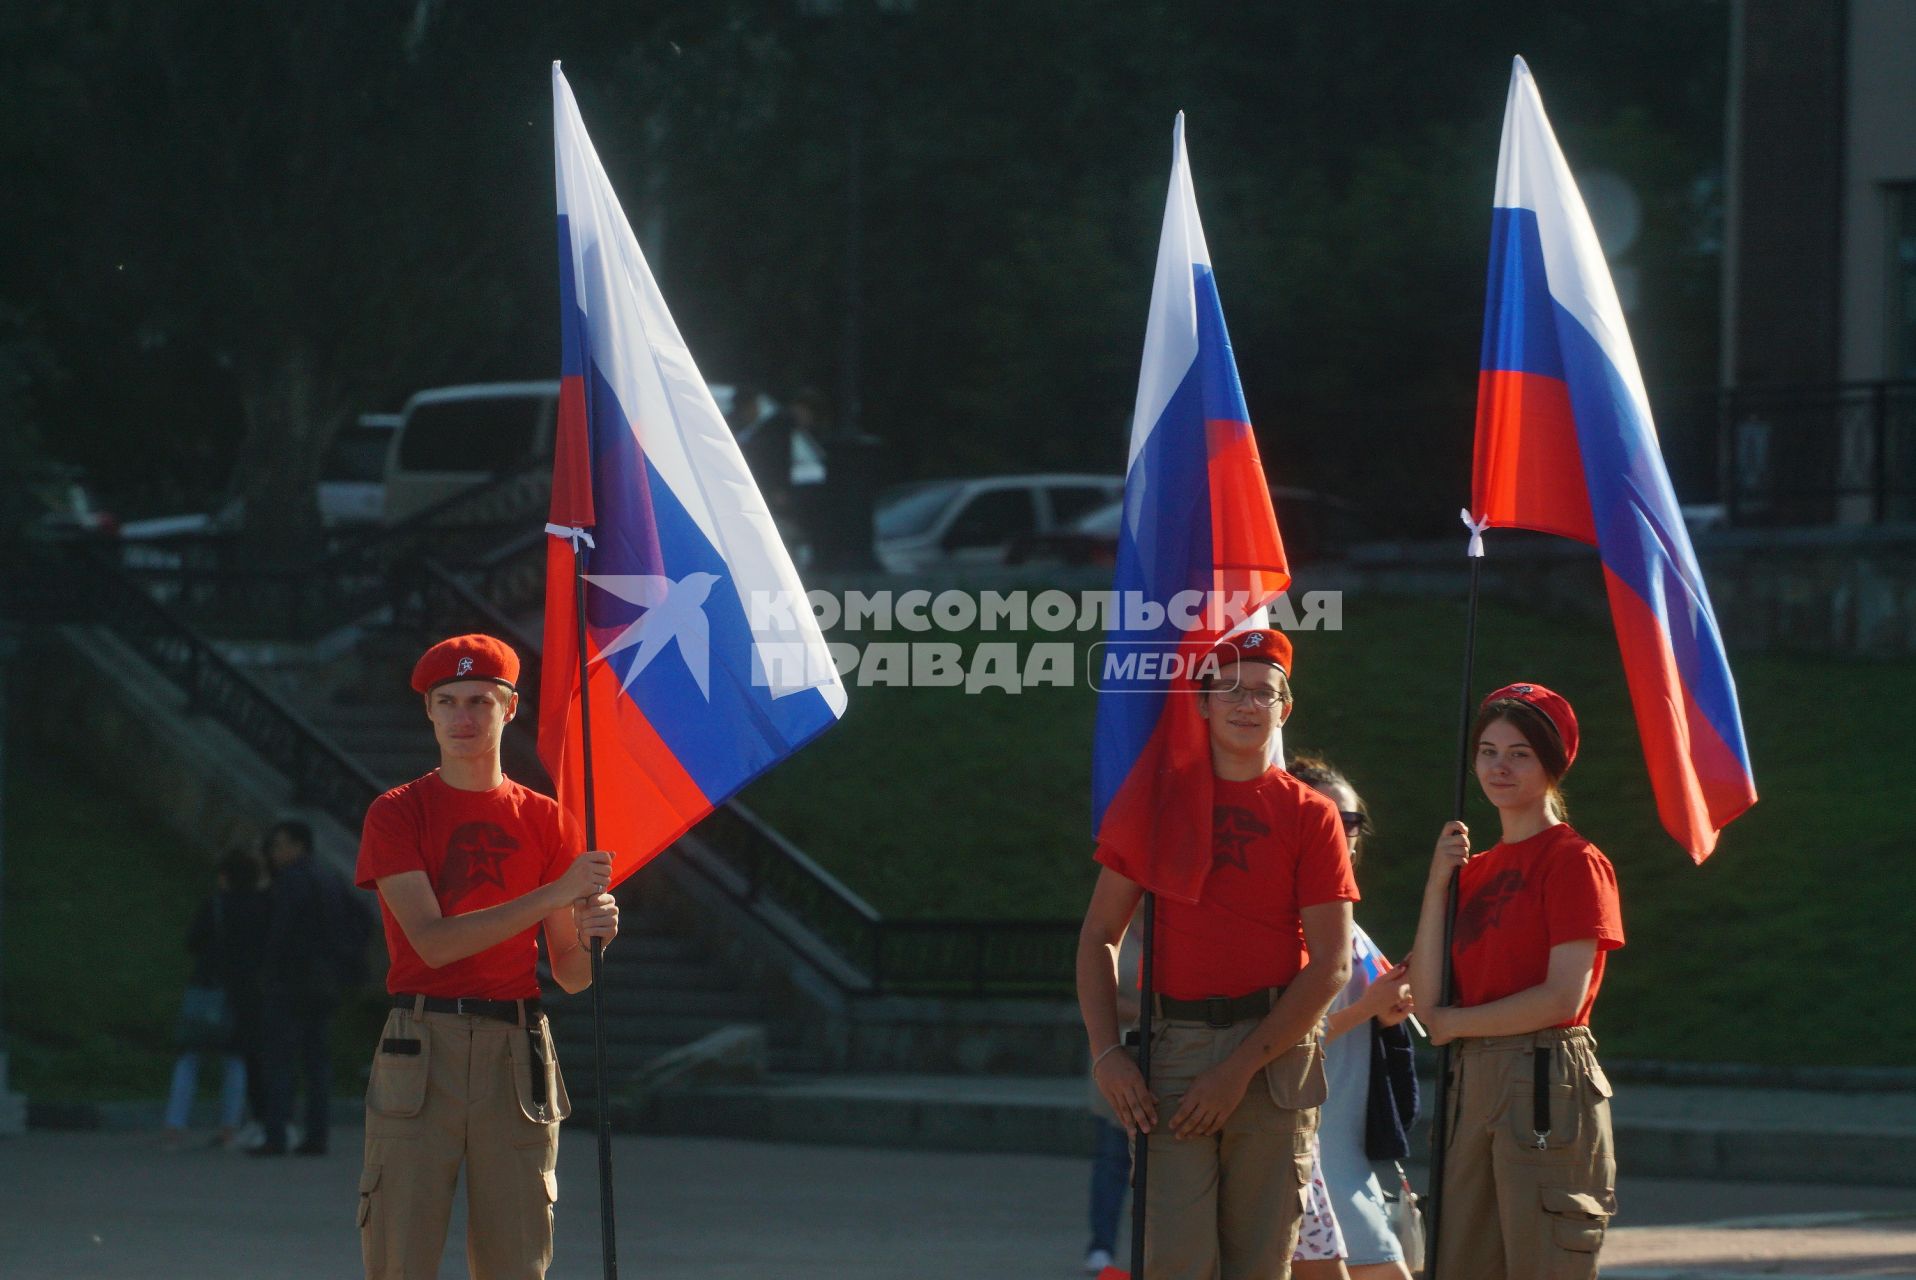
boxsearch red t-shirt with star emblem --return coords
[355,771,578,999]
[1141,768,1360,1001]
[1450,822,1624,1027]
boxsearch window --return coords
[875,481,962,539]
[941,487,1037,550]
[398,395,554,472]
[1046,484,1118,525]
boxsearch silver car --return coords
[873,473,1124,574]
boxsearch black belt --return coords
[394,994,543,1023]
[1157,989,1276,1028]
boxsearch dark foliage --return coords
[2,1,1726,536]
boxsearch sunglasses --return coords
[1339,810,1367,836]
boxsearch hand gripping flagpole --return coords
[552,521,620,1280]
[1424,510,1487,1280]
[1126,892,1156,1277]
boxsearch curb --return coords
[575,1077,1916,1189]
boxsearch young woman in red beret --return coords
[1408,683,1623,1280]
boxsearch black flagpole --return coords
[1127,891,1155,1277]
[1425,532,1484,1280]
[570,544,619,1280]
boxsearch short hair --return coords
[1287,753,1372,863]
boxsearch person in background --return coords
[1409,683,1623,1279]
[253,819,344,1156]
[161,844,270,1151]
[1289,756,1417,1280]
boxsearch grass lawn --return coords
[1,742,386,1103]
[1,743,205,1099]
[744,591,1916,1068]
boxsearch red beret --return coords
[1480,681,1579,768]
[1210,628,1293,676]
[411,634,521,695]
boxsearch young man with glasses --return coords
[1078,629,1357,1280]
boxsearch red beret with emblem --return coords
[1480,681,1579,767]
[1209,627,1294,676]
[410,634,521,695]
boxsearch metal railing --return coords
[1716,380,1916,525]
[118,461,554,635]
[27,541,385,833]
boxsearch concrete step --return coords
[354,753,440,787]
[549,1012,752,1048]
[561,989,764,1020]
[625,933,705,964]
[614,958,742,991]
[323,725,429,752]
[616,1074,1916,1187]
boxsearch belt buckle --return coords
[1204,996,1232,1029]
[455,997,475,1017]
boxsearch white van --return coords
[381,380,745,524]
[381,382,561,524]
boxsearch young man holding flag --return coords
[354,633,619,1280]
[1078,630,1356,1280]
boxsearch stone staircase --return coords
[545,922,771,1101]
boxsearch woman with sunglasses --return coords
[1288,756,1417,1280]
[1408,683,1624,1279]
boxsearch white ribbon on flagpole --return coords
[1460,510,1490,560]
[546,523,597,552]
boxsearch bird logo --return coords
[583,572,722,699]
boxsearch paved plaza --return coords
[3,1129,1913,1278]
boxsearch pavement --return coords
[3,1128,1913,1279]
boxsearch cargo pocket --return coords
[1264,1035,1328,1115]
[1540,1186,1613,1253]
[366,1018,430,1120]
[1291,1126,1314,1214]
[357,1163,381,1229]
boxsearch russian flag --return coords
[1473,58,1755,861]
[539,64,846,887]
[1091,115,1290,904]
[1351,924,1394,988]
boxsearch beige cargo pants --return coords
[357,1002,571,1280]
[1142,1016,1326,1280]
[1436,1026,1617,1280]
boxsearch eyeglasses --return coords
[1339,810,1367,836]
[1209,686,1287,709]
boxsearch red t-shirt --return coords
[1100,768,1359,1001]
[354,771,578,1000]
[1450,823,1624,1027]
